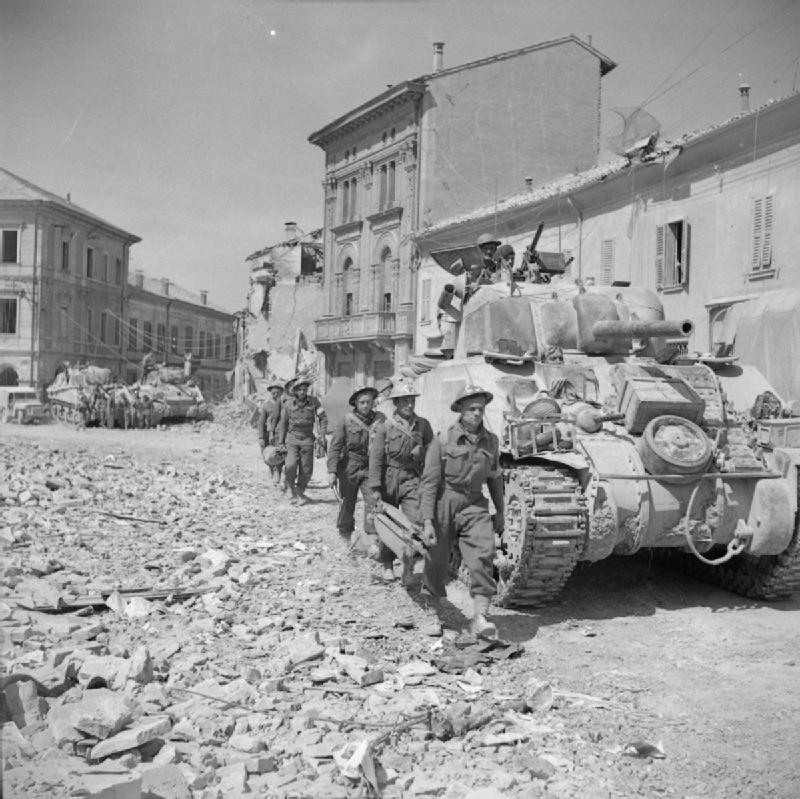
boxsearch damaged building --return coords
[236,222,324,397]
[308,36,616,391]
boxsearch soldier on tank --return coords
[276,378,327,504]
[328,386,385,548]
[419,385,505,639]
[471,233,501,286]
[257,381,285,486]
[368,382,433,582]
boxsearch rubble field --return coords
[2,418,799,798]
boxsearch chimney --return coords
[433,42,444,72]
[284,221,298,239]
[739,83,751,113]
[524,176,534,190]
[134,269,144,289]
[161,278,170,296]
[200,290,208,306]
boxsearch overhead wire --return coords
[638,0,740,109]
[643,5,791,108]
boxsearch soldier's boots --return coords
[470,594,497,640]
[419,591,443,637]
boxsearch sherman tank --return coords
[137,364,210,422]
[47,365,113,426]
[413,274,800,606]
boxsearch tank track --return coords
[493,465,587,607]
[665,483,800,601]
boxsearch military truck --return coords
[413,270,800,606]
[0,386,47,424]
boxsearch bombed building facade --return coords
[237,223,324,397]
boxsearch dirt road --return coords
[2,419,799,798]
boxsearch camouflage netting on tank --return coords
[155,366,186,385]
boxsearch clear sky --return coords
[2,0,798,312]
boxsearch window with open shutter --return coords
[750,195,775,276]
[420,278,432,322]
[760,195,773,268]
[600,239,614,285]
[657,221,690,289]
[655,225,664,287]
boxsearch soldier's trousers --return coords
[284,442,314,493]
[378,468,421,565]
[423,488,496,598]
[337,471,377,541]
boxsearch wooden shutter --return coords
[680,220,691,286]
[655,225,664,287]
[761,194,773,267]
[751,198,763,271]
[600,239,614,285]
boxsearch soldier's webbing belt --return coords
[387,458,421,474]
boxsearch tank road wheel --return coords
[639,415,712,476]
[494,466,587,607]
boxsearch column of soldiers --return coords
[258,374,504,640]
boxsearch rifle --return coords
[373,503,427,562]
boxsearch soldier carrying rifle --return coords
[368,382,433,583]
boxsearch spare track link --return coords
[495,465,586,608]
[667,482,800,601]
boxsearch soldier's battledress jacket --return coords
[276,395,326,445]
[419,421,502,597]
[328,410,385,482]
[369,412,433,518]
[419,422,501,520]
[257,397,282,446]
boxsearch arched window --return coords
[340,258,354,316]
[380,247,394,311]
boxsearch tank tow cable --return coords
[682,482,751,566]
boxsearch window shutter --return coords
[600,239,614,285]
[761,194,773,267]
[680,220,690,286]
[341,181,349,224]
[655,225,664,287]
[751,198,763,271]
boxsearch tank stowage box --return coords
[618,376,705,434]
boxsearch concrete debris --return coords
[0,430,673,799]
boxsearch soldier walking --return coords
[140,394,153,429]
[369,383,433,582]
[257,381,285,486]
[419,385,505,639]
[276,378,327,505]
[328,386,384,549]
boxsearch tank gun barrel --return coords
[591,319,693,339]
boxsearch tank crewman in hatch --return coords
[275,377,327,505]
[419,385,505,639]
[470,233,502,287]
[257,381,285,486]
[369,382,434,582]
[328,386,385,548]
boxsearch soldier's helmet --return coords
[267,381,284,392]
[291,378,311,392]
[388,383,420,401]
[476,233,501,249]
[496,243,514,260]
[349,385,379,407]
[450,384,494,412]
